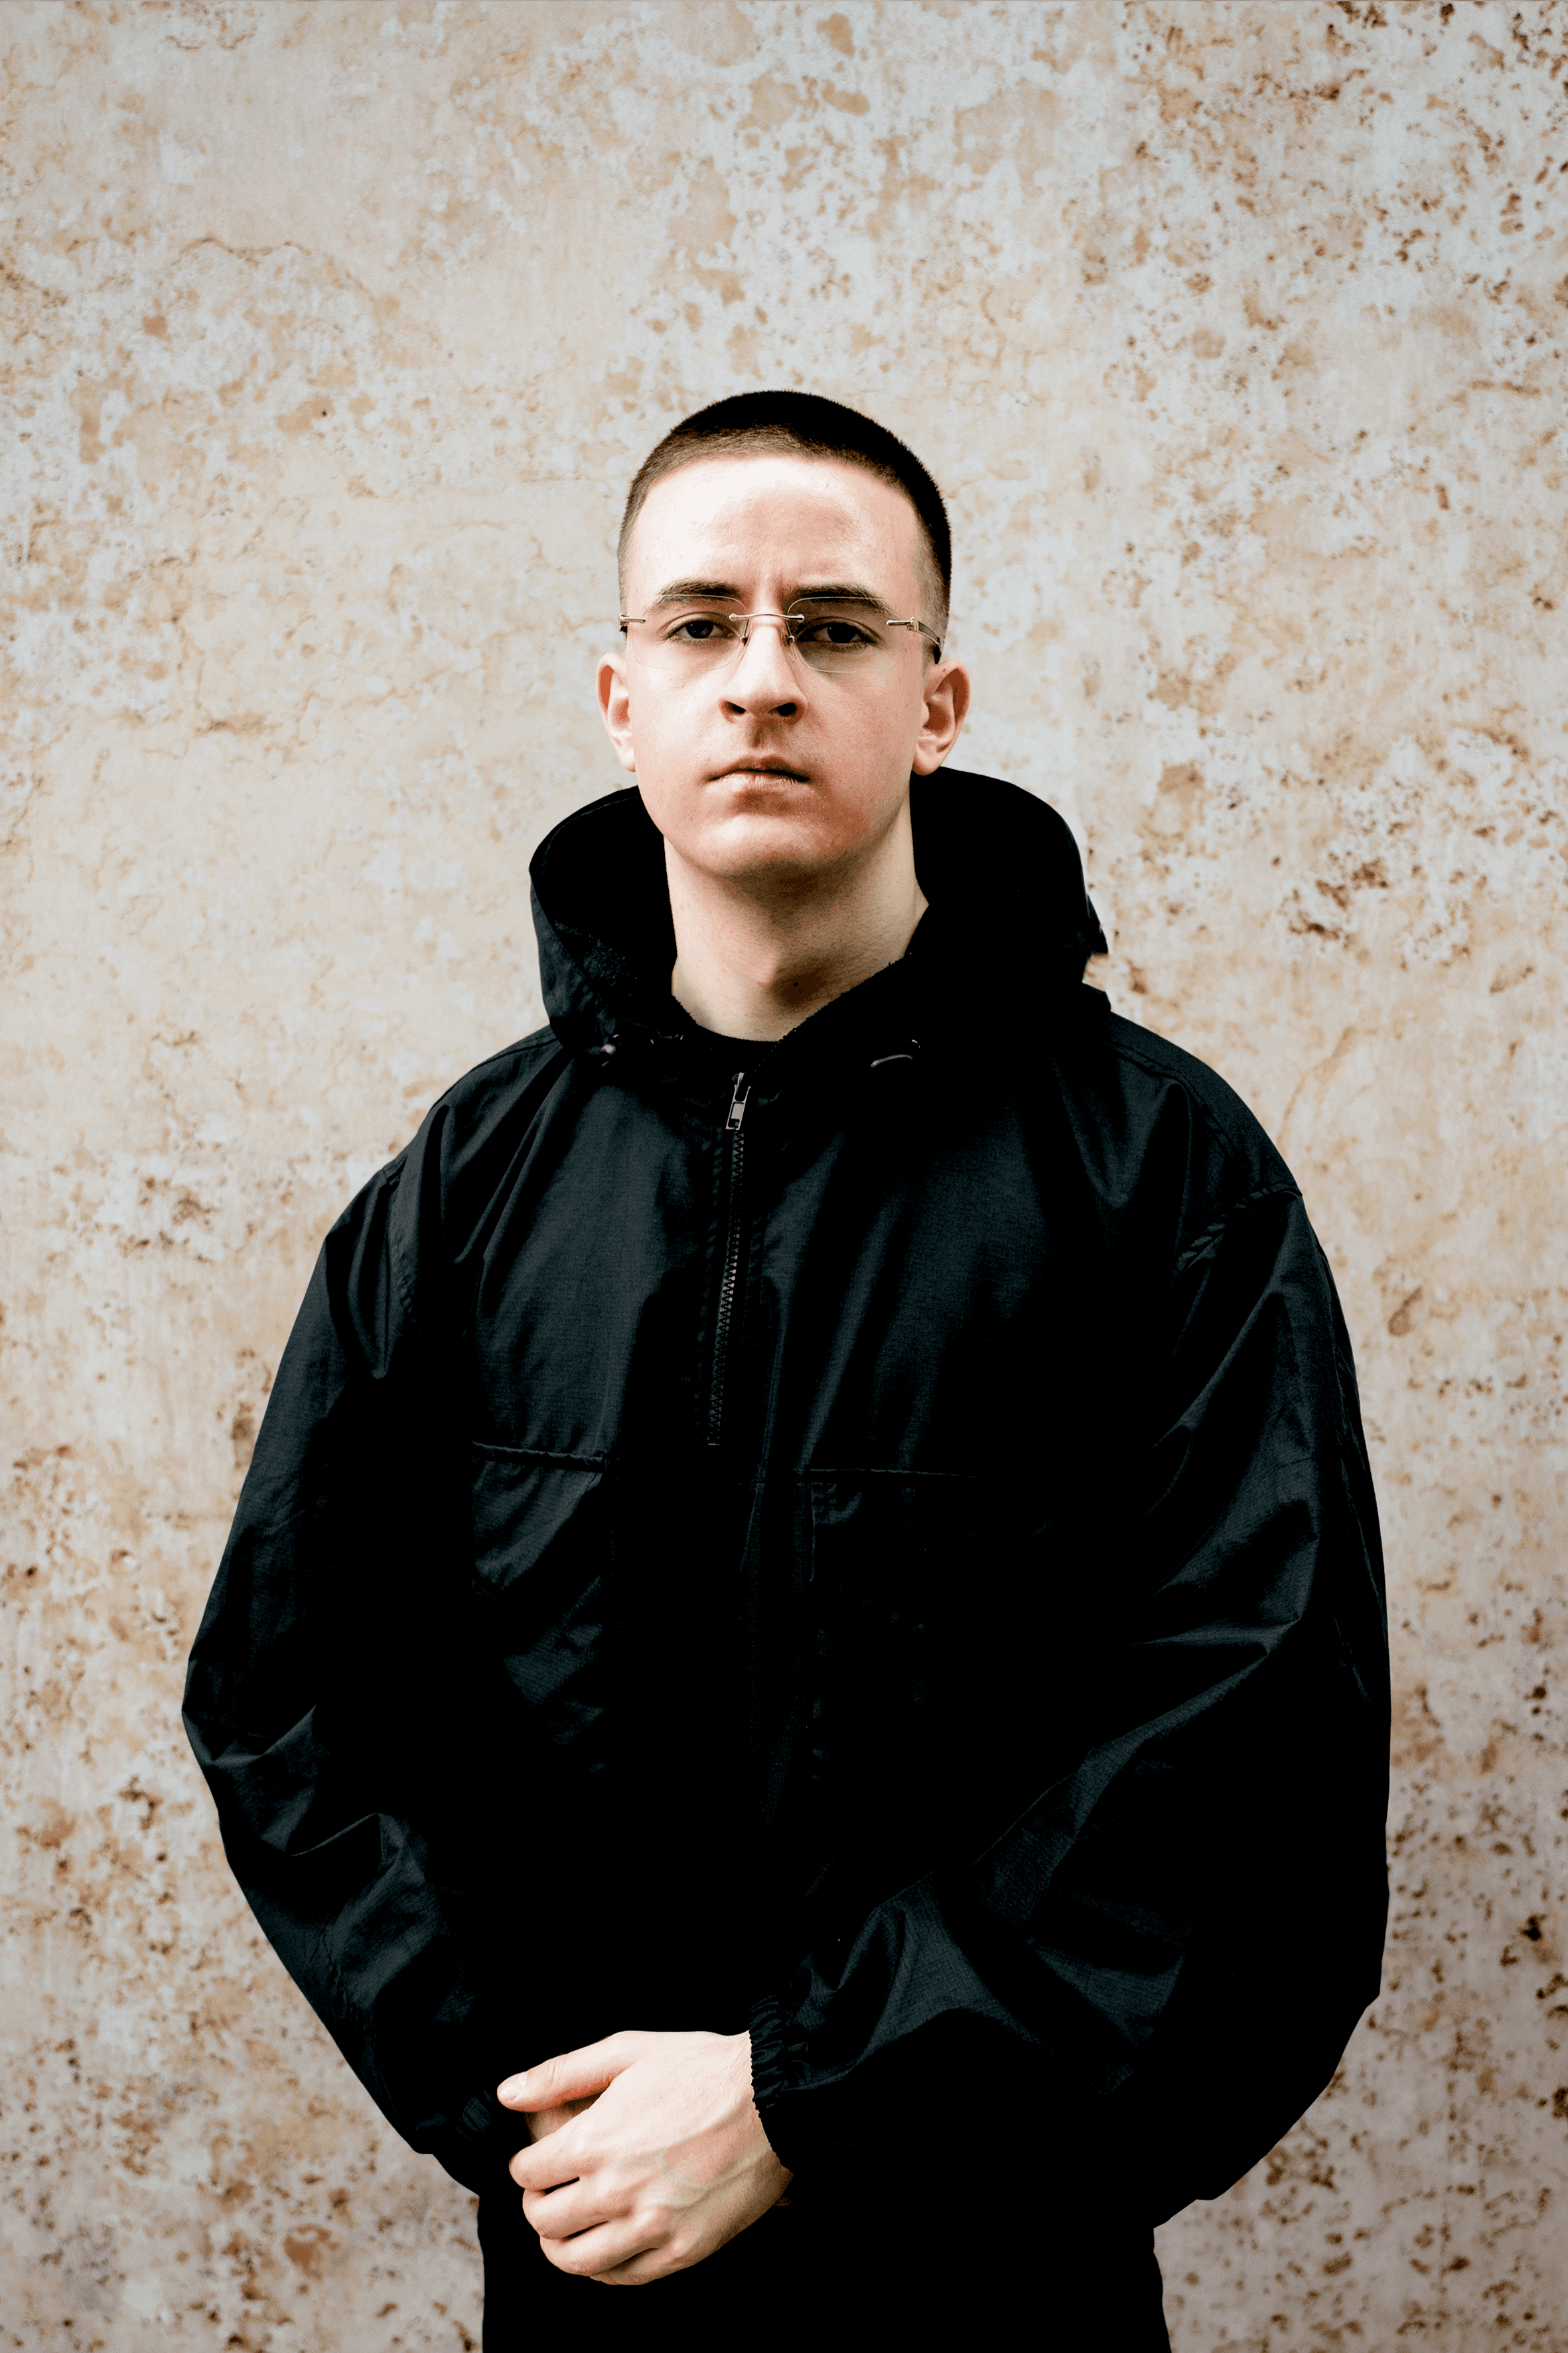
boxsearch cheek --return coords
[620,686,699,799]
[624,674,697,745]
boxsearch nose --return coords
[721,613,802,718]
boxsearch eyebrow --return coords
[646,577,896,613]
[647,579,741,607]
[792,582,893,613]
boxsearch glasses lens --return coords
[630,602,904,677]
[786,602,892,672]
[652,607,746,662]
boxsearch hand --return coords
[522,2091,601,2145]
[498,2029,792,2286]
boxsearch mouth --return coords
[713,759,810,783]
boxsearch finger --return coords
[540,2218,666,2281]
[522,2180,611,2241]
[498,2031,644,2112]
[509,2135,581,2193]
[589,2238,705,2286]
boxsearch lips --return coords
[713,760,809,781]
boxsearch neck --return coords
[666,805,928,1043]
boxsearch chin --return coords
[691,810,847,881]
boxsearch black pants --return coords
[478,2188,1170,2348]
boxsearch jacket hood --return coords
[529,767,1108,1057]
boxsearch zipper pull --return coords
[727,1073,750,1130]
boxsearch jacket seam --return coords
[470,1442,606,1470]
[1172,1179,1301,1278]
[435,1028,569,1097]
[382,1161,423,1335]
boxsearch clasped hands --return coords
[498,2028,792,2286]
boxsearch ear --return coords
[912,656,971,775]
[597,649,638,776]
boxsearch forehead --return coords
[626,453,922,591]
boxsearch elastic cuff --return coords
[748,1992,807,2176]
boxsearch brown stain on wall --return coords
[2,2,1566,2345]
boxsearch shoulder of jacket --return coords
[1105,1007,1288,1162]
[402,1024,573,1158]
[331,1027,571,1263]
[1103,1011,1273,1149]
[429,1024,569,1116]
[1082,1009,1303,1231]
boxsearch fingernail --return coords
[498,2074,528,2104]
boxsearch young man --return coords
[184,392,1389,2346]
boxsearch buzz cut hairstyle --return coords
[617,389,952,642]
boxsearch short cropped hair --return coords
[618,390,951,638]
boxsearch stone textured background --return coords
[3,1,1565,2343]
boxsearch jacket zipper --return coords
[707,1071,752,1447]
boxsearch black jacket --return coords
[184,771,1389,2224]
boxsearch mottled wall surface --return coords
[2,1,1564,2344]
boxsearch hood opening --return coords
[530,769,1107,1053]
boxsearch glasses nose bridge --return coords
[731,608,801,650]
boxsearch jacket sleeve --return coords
[182,1149,528,2198]
[748,1183,1390,2222]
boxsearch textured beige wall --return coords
[3,1,1565,2344]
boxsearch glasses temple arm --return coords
[888,617,945,652]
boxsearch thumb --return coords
[497,2031,644,2111]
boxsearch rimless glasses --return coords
[618,598,944,678]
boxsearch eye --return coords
[666,613,735,644]
[794,616,877,650]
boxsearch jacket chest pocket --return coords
[470,1444,612,1764]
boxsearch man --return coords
[184,391,1389,2346]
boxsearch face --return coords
[598,454,969,891]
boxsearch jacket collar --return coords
[529,767,1107,1068]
